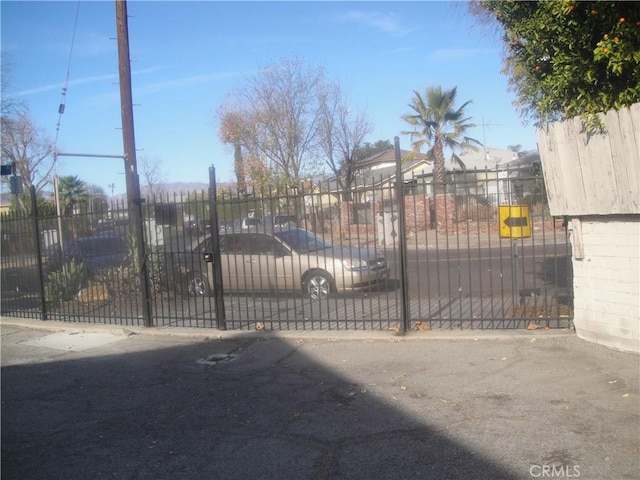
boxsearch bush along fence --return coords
[0,168,572,331]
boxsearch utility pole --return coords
[115,0,152,327]
[115,0,138,203]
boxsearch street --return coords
[386,242,571,298]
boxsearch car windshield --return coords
[78,237,127,256]
[274,229,332,254]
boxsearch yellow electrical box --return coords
[499,205,531,239]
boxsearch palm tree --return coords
[401,86,481,194]
[58,175,87,215]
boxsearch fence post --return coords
[395,137,410,334]
[30,186,48,320]
[209,166,227,330]
[132,175,153,327]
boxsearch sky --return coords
[1,0,539,197]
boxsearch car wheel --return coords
[187,273,210,297]
[304,271,333,300]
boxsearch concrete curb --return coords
[1,315,576,342]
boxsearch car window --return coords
[79,237,127,256]
[274,229,332,254]
[202,238,214,252]
[252,234,279,255]
[224,234,245,254]
[275,215,297,226]
[233,234,270,255]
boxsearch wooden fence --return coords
[537,103,639,216]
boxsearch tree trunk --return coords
[234,143,245,194]
[432,141,446,195]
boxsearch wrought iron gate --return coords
[0,166,572,331]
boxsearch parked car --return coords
[230,217,263,233]
[174,228,389,300]
[264,214,298,229]
[46,234,131,275]
[218,220,232,234]
[184,219,199,232]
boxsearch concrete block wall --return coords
[570,216,640,353]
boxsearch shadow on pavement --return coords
[2,334,518,480]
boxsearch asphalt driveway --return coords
[1,318,638,480]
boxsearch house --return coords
[316,148,431,203]
[304,146,543,233]
[324,146,540,203]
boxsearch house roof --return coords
[453,147,522,171]
[355,146,536,173]
[319,147,539,191]
[505,150,540,168]
[355,148,429,170]
[357,158,431,185]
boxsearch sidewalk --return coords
[1,317,638,480]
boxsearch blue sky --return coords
[2,1,537,196]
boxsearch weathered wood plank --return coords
[607,110,638,213]
[578,112,614,213]
[537,124,562,214]
[537,104,640,215]
[559,116,588,214]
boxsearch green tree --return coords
[470,1,640,127]
[354,140,393,163]
[84,184,109,215]
[401,86,481,194]
[58,175,87,215]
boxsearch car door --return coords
[203,235,240,292]
[252,233,296,294]
[230,233,283,293]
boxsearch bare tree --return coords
[139,154,164,197]
[1,52,24,119]
[1,111,55,196]
[317,81,373,195]
[222,55,325,187]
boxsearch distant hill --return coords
[141,182,210,196]
[109,181,235,203]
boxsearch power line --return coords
[54,0,81,148]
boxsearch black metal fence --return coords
[0,168,572,331]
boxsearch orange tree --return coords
[471,1,640,127]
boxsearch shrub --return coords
[45,258,87,306]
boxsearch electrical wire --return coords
[54,0,81,149]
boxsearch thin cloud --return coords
[14,73,118,97]
[13,66,169,97]
[340,10,417,36]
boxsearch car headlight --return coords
[342,258,368,270]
